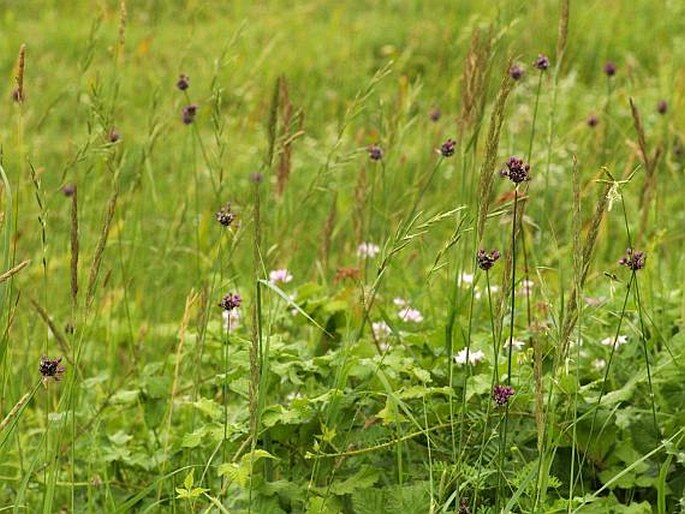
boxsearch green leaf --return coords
[184,470,194,489]
[329,466,379,495]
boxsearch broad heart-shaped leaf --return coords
[218,449,278,488]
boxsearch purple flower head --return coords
[40,355,66,382]
[429,108,441,122]
[603,61,617,77]
[250,171,263,184]
[62,184,76,197]
[534,54,550,71]
[501,156,531,184]
[509,63,524,81]
[619,248,646,271]
[108,128,121,143]
[216,203,237,227]
[587,114,599,128]
[177,73,190,91]
[439,138,456,158]
[182,104,198,125]
[657,100,668,115]
[476,249,501,271]
[219,292,242,312]
[368,144,383,161]
[492,384,515,406]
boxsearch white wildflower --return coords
[453,348,486,365]
[357,242,380,258]
[269,268,293,284]
[398,307,423,323]
[600,335,628,347]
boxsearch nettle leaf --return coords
[329,466,379,495]
[305,495,342,514]
[376,396,404,425]
[182,426,208,448]
[193,397,222,419]
[218,449,279,488]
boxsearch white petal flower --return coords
[398,307,423,323]
[504,339,526,351]
[269,269,293,284]
[357,242,381,258]
[393,297,408,307]
[592,358,607,370]
[372,321,391,340]
[453,348,486,365]
[460,273,475,285]
[222,309,240,331]
[600,335,628,347]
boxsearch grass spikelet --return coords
[0,260,29,284]
[13,44,26,103]
[116,1,127,64]
[561,178,612,351]
[458,26,493,142]
[476,68,515,245]
[86,187,119,308]
[69,186,79,307]
[556,0,570,63]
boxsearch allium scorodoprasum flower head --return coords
[657,100,668,115]
[534,54,550,71]
[603,61,617,77]
[429,108,441,122]
[587,114,599,128]
[219,292,242,311]
[440,138,456,157]
[509,63,524,80]
[108,128,121,143]
[368,144,383,161]
[216,203,237,227]
[62,184,76,197]
[492,384,515,406]
[619,248,646,271]
[182,104,197,124]
[40,355,66,382]
[501,156,530,184]
[476,249,501,271]
[177,73,190,91]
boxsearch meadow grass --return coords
[1,1,685,512]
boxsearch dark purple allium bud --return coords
[250,172,263,184]
[62,184,76,197]
[439,138,456,158]
[368,144,383,161]
[501,156,531,184]
[12,88,24,103]
[619,248,646,271]
[492,384,515,406]
[476,249,501,271]
[657,100,668,115]
[534,54,550,71]
[39,355,66,382]
[603,61,616,77]
[509,63,524,80]
[587,114,599,128]
[216,203,237,227]
[177,73,190,91]
[674,140,683,159]
[429,108,441,122]
[182,104,197,125]
[108,128,121,143]
[219,292,242,311]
